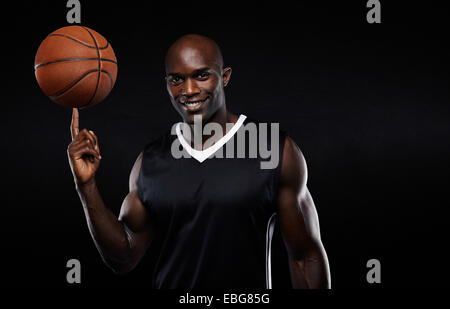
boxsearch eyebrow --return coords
[166,72,182,77]
[192,67,211,74]
[167,67,211,77]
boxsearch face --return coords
[166,46,231,124]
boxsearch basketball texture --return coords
[34,26,118,108]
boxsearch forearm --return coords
[76,180,132,271]
[288,246,331,289]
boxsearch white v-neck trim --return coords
[175,114,247,163]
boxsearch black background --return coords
[2,1,449,288]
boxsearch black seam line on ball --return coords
[34,58,117,70]
[82,27,101,106]
[101,70,114,90]
[47,34,109,49]
[49,70,99,99]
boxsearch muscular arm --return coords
[76,152,152,274]
[277,137,331,289]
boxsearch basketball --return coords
[34,25,118,109]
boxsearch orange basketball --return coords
[34,25,118,108]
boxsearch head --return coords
[165,34,232,124]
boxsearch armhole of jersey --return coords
[266,130,287,289]
[272,130,287,212]
[136,131,170,211]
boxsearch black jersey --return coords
[137,115,287,288]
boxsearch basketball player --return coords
[67,34,330,288]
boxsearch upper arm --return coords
[277,137,323,260]
[118,152,151,255]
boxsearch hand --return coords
[67,108,102,187]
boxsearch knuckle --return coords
[78,135,88,142]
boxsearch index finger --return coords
[71,108,79,141]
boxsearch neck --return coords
[184,105,239,149]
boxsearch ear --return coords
[165,76,173,94]
[222,67,232,87]
[165,78,171,94]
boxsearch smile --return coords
[181,96,209,110]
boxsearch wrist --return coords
[75,177,97,192]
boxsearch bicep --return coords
[278,186,322,260]
[277,138,322,259]
[119,151,146,231]
[119,190,149,233]
[118,152,152,254]
[118,190,151,257]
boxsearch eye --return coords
[168,75,183,85]
[196,72,210,80]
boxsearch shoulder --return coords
[241,114,288,145]
[142,129,174,153]
[280,136,308,190]
[129,151,143,191]
[129,129,173,191]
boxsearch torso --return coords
[137,115,286,288]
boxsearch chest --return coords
[141,157,277,220]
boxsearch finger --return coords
[82,147,101,162]
[71,108,79,141]
[72,144,102,161]
[89,130,100,154]
[71,140,101,160]
[77,129,96,147]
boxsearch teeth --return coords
[184,97,208,107]
[186,102,200,107]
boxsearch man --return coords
[67,34,330,288]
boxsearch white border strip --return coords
[175,114,247,163]
[266,213,277,289]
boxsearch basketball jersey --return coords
[137,115,287,288]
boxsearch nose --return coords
[182,78,200,97]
